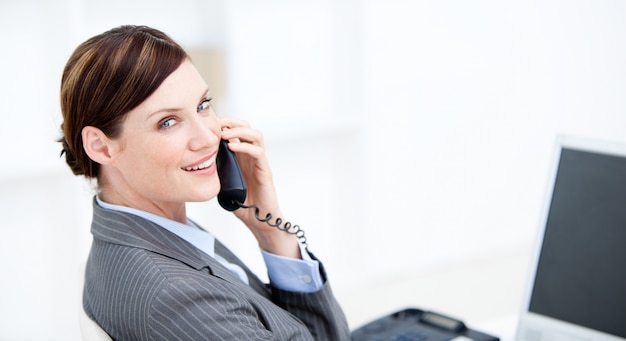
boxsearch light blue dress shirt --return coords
[95,197,323,293]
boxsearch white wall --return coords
[1,0,625,339]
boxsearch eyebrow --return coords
[147,87,210,120]
[200,88,210,101]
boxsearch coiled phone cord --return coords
[236,201,308,249]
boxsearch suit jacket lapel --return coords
[90,197,246,285]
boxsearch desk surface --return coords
[338,247,530,340]
[474,314,519,341]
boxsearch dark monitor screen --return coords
[529,148,626,338]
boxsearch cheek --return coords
[128,138,181,171]
[150,142,184,169]
[208,111,222,136]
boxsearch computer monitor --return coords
[516,136,626,341]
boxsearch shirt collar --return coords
[95,196,215,258]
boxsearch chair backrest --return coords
[79,307,113,341]
[78,262,113,341]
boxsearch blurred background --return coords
[1,0,625,339]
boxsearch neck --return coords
[97,177,187,224]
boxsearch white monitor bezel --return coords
[515,135,626,341]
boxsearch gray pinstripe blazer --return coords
[83,198,349,340]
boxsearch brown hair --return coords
[59,25,188,178]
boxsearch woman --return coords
[59,25,349,340]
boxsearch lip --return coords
[182,151,218,172]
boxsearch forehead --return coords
[132,60,208,116]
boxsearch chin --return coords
[185,178,220,202]
[183,185,219,203]
[190,191,219,203]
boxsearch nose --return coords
[188,114,220,151]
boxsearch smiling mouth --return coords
[182,156,215,171]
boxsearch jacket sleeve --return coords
[215,242,351,340]
[146,276,308,340]
[270,281,351,341]
[146,274,350,341]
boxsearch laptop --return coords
[515,136,626,341]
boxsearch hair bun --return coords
[59,137,85,176]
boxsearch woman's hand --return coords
[219,117,301,259]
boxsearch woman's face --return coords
[104,60,221,215]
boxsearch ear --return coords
[81,126,114,165]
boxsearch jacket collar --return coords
[90,197,244,284]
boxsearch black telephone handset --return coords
[216,139,247,211]
[215,139,308,248]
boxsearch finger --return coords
[222,126,264,146]
[219,116,251,129]
[227,139,265,159]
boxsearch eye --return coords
[197,98,212,112]
[158,117,177,130]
